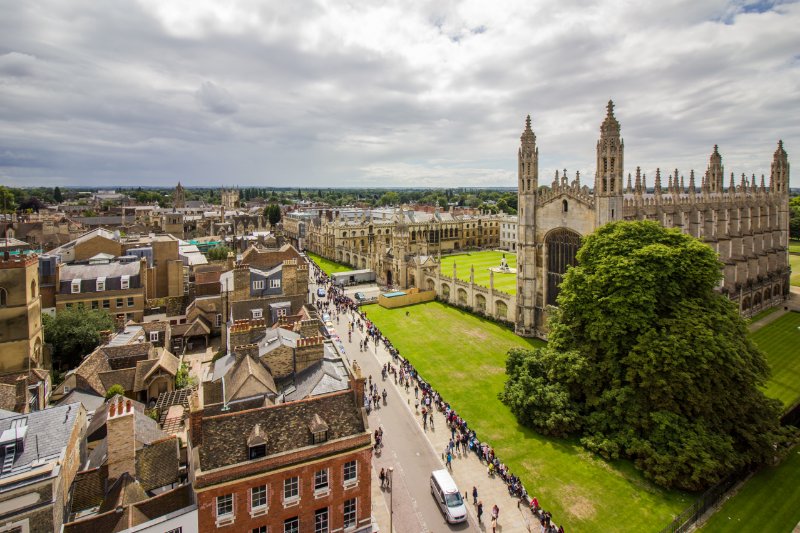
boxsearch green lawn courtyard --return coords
[700,445,800,533]
[363,301,691,532]
[751,311,800,407]
[439,250,518,294]
[305,251,352,275]
[790,253,800,286]
[789,239,800,254]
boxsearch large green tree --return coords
[206,245,232,261]
[500,221,788,490]
[43,307,115,369]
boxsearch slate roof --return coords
[199,390,365,471]
[226,355,278,401]
[57,390,105,417]
[60,261,140,281]
[135,436,180,491]
[0,402,82,480]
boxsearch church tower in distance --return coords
[594,100,624,226]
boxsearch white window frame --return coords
[149,331,159,342]
[120,275,130,290]
[127,296,134,307]
[250,485,268,516]
[96,277,106,292]
[216,493,234,526]
[253,280,265,290]
[284,517,299,533]
[216,313,223,327]
[269,278,281,289]
[71,279,81,294]
[315,508,329,533]
[314,468,329,496]
[283,476,299,506]
[116,298,124,307]
[276,308,288,318]
[343,498,357,530]
[343,460,357,486]
[252,309,263,319]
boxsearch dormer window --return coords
[253,280,265,290]
[96,277,106,292]
[308,414,329,444]
[252,309,263,319]
[313,430,328,444]
[269,278,281,289]
[248,423,267,460]
[71,279,81,294]
[120,275,130,290]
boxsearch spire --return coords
[634,166,642,193]
[728,172,735,193]
[626,173,632,193]
[689,170,696,194]
[760,174,766,191]
[654,168,662,195]
[606,99,615,118]
[771,139,789,195]
[680,174,685,192]
[519,114,539,192]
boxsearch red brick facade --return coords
[196,446,372,532]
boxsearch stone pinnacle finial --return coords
[713,144,719,154]
[525,114,532,130]
[606,99,614,116]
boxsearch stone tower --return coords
[594,100,624,226]
[0,253,44,373]
[516,115,539,336]
[173,182,186,209]
[221,188,240,210]
[706,145,725,193]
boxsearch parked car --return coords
[355,292,366,301]
[317,288,326,297]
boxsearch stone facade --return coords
[221,188,240,209]
[0,254,44,373]
[516,102,791,337]
[306,207,502,288]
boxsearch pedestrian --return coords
[379,468,386,488]
[446,451,452,470]
[491,516,497,533]
[414,385,419,399]
[492,504,500,520]
[477,501,483,522]
[472,486,478,505]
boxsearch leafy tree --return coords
[175,362,196,389]
[105,384,126,399]
[0,186,15,213]
[264,204,281,226]
[206,245,232,261]
[499,221,788,491]
[53,186,63,203]
[790,196,800,240]
[43,307,115,369]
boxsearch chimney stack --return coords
[106,397,136,484]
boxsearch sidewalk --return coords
[354,315,540,533]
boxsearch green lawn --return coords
[363,301,690,532]
[306,251,352,275]
[439,250,517,294]
[789,240,800,254]
[700,446,800,533]
[790,254,800,287]
[748,306,779,324]
[751,311,800,407]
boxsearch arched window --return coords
[562,200,568,213]
[30,280,36,299]
[0,288,7,307]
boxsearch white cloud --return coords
[0,0,798,187]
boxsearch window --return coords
[252,309,263,319]
[252,527,267,533]
[249,443,266,460]
[65,303,73,309]
[166,528,183,533]
[71,279,81,294]
[96,277,106,291]
[251,485,267,510]
[343,461,357,484]
[0,288,7,307]
[216,494,233,519]
[344,498,357,529]
[284,517,299,533]
[276,308,287,318]
[149,331,159,342]
[253,280,265,290]
[127,297,134,307]
[120,275,130,289]
[216,313,223,327]
[116,298,123,307]
[269,278,281,289]
[315,508,329,533]
[283,476,299,501]
[314,469,328,492]
[102,299,110,309]
[91,300,99,310]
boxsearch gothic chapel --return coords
[516,101,791,337]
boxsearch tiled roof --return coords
[135,436,179,491]
[226,355,278,401]
[98,367,136,392]
[199,390,365,471]
[60,261,140,281]
[70,465,108,513]
[98,472,147,513]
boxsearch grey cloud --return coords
[196,81,239,114]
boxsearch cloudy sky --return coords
[1,0,799,188]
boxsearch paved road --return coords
[312,282,478,533]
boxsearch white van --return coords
[430,469,467,524]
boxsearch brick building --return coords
[189,384,372,533]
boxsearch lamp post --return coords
[388,466,394,532]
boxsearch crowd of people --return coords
[309,261,565,533]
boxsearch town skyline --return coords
[1,0,799,188]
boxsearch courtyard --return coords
[439,250,518,294]
[363,301,690,532]
[752,311,800,407]
[305,251,353,275]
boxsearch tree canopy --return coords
[206,245,232,261]
[264,204,282,226]
[43,307,115,369]
[499,220,788,490]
